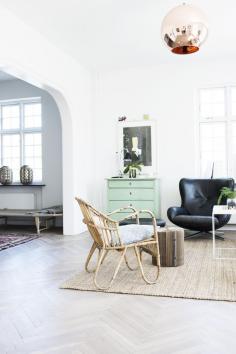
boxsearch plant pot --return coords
[227,198,236,209]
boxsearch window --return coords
[0,98,42,182]
[199,88,225,118]
[198,86,236,179]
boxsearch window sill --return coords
[0,183,45,187]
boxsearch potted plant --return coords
[217,187,236,208]
[123,161,143,178]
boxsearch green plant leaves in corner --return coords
[217,186,236,205]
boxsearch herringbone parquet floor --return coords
[1,229,236,354]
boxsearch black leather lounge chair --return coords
[167,178,235,239]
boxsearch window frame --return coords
[197,85,236,178]
[198,86,227,122]
[0,97,42,182]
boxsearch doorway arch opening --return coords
[0,64,75,235]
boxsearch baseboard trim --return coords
[220,224,236,231]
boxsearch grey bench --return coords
[0,206,63,234]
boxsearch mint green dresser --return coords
[107,178,160,220]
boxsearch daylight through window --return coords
[198,86,236,179]
[0,98,42,182]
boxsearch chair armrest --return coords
[115,211,140,223]
[167,207,188,222]
[107,206,138,216]
[138,209,159,237]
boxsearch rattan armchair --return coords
[76,197,160,290]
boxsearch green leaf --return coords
[123,166,129,174]
[217,186,236,204]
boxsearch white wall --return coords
[2,3,236,233]
[0,79,62,208]
[93,58,236,221]
[0,5,93,234]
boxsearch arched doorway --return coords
[0,63,75,235]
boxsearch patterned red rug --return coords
[0,233,40,251]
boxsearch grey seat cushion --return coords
[119,224,157,245]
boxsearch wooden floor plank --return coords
[1,229,236,353]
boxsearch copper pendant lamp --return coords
[161,3,208,55]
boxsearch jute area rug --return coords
[0,232,40,251]
[61,239,236,302]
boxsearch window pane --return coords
[2,104,20,130]
[24,133,42,181]
[200,122,227,177]
[200,88,225,119]
[24,103,42,128]
[2,134,20,181]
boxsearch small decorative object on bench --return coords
[142,226,184,267]
[0,166,13,185]
[76,197,161,290]
[20,165,33,185]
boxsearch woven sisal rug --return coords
[0,233,40,251]
[61,239,236,302]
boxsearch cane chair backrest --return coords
[75,197,121,247]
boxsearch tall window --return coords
[0,98,42,182]
[198,86,236,179]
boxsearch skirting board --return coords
[221,224,236,231]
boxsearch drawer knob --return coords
[129,192,132,195]
[130,203,132,206]
[129,182,132,186]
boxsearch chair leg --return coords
[184,231,202,239]
[134,244,160,285]
[101,250,109,264]
[94,248,127,290]
[185,231,225,240]
[207,231,224,240]
[124,253,138,271]
[85,242,98,273]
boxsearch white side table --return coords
[212,205,236,259]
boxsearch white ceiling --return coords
[0,0,235,71]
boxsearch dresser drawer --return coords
[109,188,154,201]
[108,179,154,189]
[108,200,155,212]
